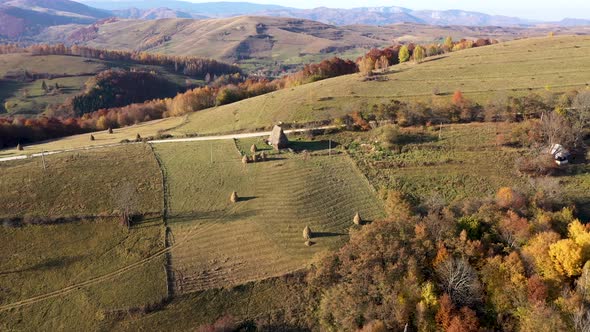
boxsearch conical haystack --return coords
[353,212,362,225]
[269,125,289,150]
[230,191,238,203]
[303,225,312,240]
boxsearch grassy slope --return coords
[345,122,590,220]
[0,144,162,218]
[154,139,384,293]
[110,277,301,332]
[0,54,107,115]
[0,218,168,331]
[169,35,590,136]
[351,122,529,202]
[0,116,185,157]
[0,53,199,116]
[0,144,168,331]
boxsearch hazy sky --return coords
[178,0,590,21]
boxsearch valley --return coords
[1,1,590,331]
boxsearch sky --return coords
[176,0,590,21]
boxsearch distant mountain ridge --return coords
[1,0,589,39]
[0,0,110,37]
[80,0,586,27]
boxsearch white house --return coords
[550,144,570,166]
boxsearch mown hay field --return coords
[153,139,384,293]
[169,35,590,136]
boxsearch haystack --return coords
[242,155,249,164]
[303,225,312,240]
[353,212,362,225]
[230,191,238,203]
[268,125,288,150]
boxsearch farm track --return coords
[0,125,339,163]
[0,200,245,312]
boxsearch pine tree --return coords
[398,45,410,63]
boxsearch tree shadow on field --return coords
[168,209,259,225]
[290,140,339,152]
[422,55,448,64]
[0,255,85,276]
[312,232,347,238]
[238,196,257,202]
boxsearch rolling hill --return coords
[0,0,110,37]
[163,35,590,136]
[0,50,213,117]
[39,15,590,75]
[6,34,590,156]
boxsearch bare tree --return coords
[572,307,590,332]
[571,91,590,146]
[116,183,137,229]
[541,111,575,147]
[436,258,481,306]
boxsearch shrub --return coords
[496,187,526,210]
[90,134,95,141]
[108,127,113,134]
[376,124,400,150]
[516,153,557,176]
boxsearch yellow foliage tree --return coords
[549,238,584,277]
[414,45,425,63]
[96,115,109,130]
[522,231,562,282]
